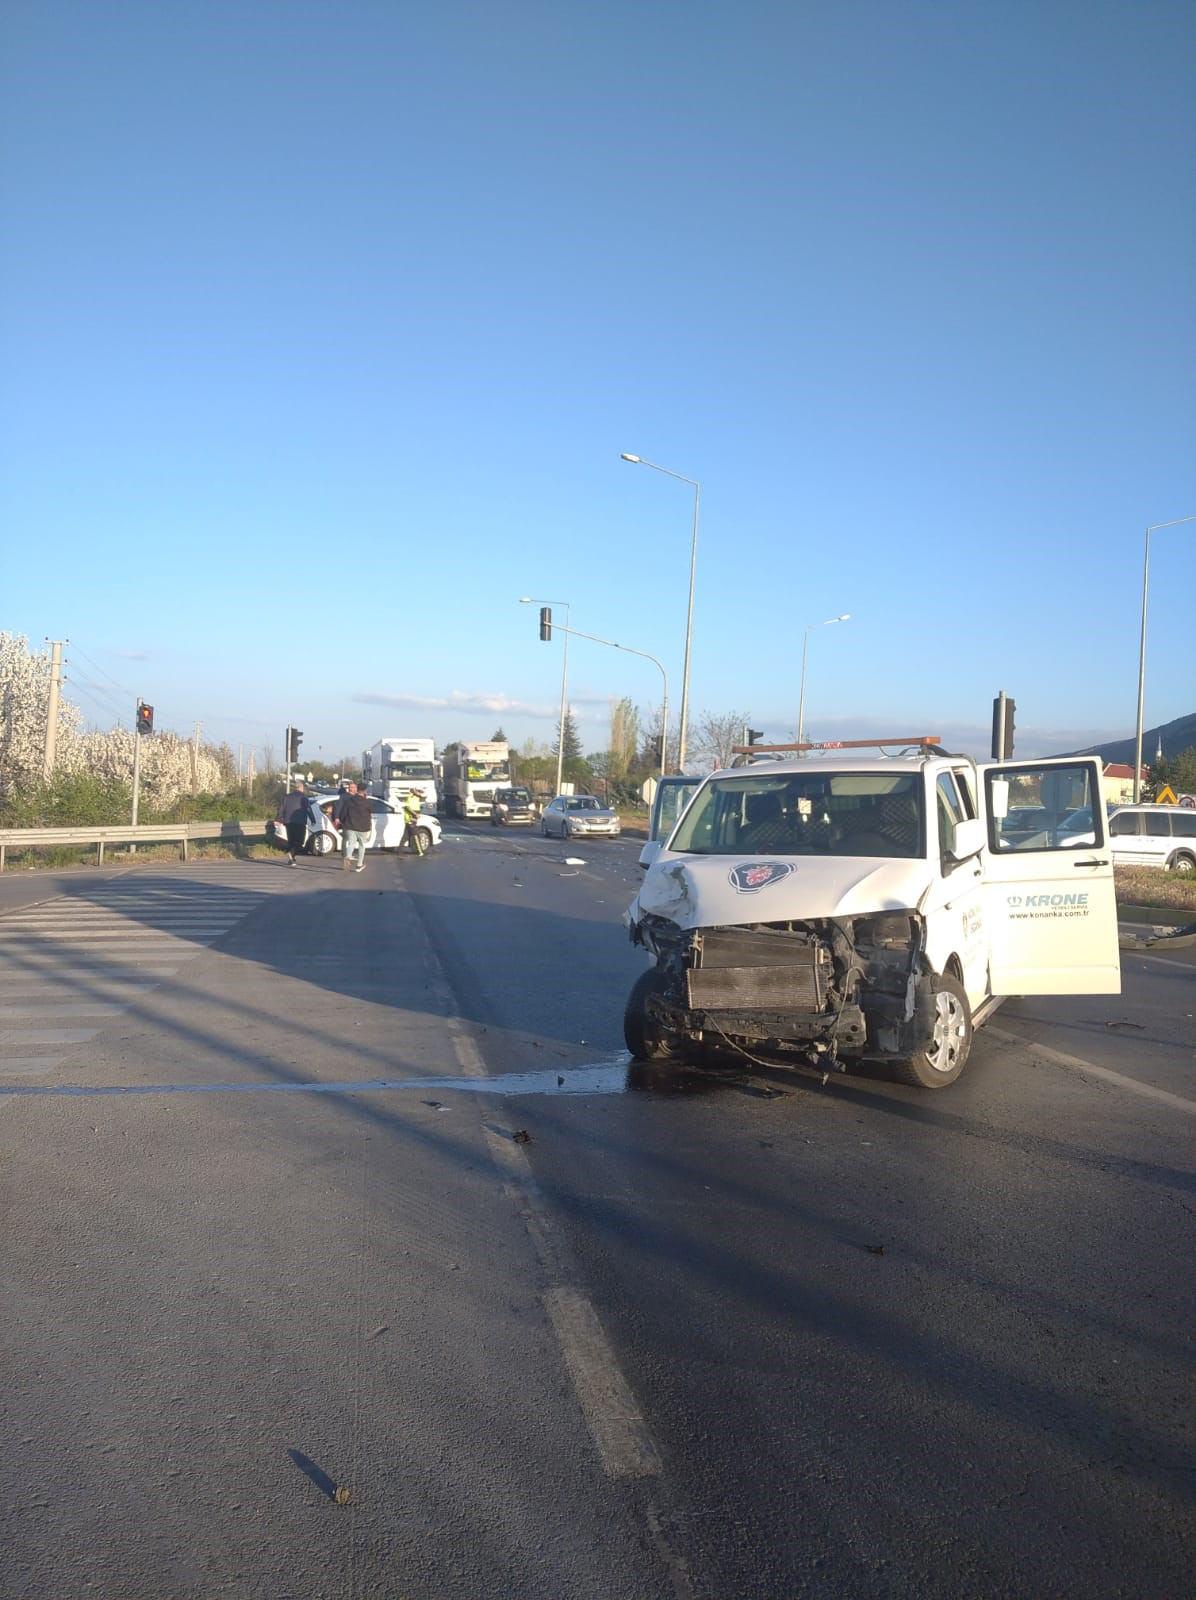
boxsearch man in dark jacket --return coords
[278,781,317,867]
[334,782,373,873]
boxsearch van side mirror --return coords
[947,817,985,862]
[989,779,1010,820]
[638,840,661,871]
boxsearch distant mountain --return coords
[1059,711,1196,766]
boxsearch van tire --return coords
[1167,851,1195,875]
[624,969,682,1060]
[889,973,972,1088]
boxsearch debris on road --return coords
[334,1485,352,1506]
[512,1129,531,1144]
[564,857,586,866]
[367,1324,389,1340]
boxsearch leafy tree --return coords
[1150,745,1196,798]
[552,708,584,763]
[490,726,508,742]
[692,709,751,772]
[607,697,638,781]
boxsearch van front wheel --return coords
[889,973,972,1088]
[623,969,683,1061]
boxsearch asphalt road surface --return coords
[1,828,1192,1599]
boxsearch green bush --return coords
[0,772,132,828]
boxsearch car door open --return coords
[980,757,1120,996]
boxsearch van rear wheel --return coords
[889,973,972,1088]
[1167,851,1195,875]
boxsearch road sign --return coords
[641,778,657,805]
[1155,785,1178,805]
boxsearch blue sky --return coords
[3,0,1193,767]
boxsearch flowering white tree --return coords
[0,632,82,795]
[1,631,225,808]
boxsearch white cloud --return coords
[354,689,610,721]
[116,649,150,661]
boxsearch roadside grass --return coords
[1114,865,1196,913]
[0,841,280,872]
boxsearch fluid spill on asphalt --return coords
[0,1053,733,1099]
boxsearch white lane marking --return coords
[988,1026,1196,1115]
[0,927,227,938]
[0,1058,68,1076]
[543,1287,663,1479]
[1129,952,1196,973]
[4,1028,100,1046]
[438,991,663,1480]
[0,1004,125,1019]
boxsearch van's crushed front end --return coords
[624,760,943,1066]
[630,901,935,1063]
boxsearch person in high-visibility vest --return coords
[401,791,426,855]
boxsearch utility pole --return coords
[285,726,293,793]
[130,701,143,853]
[246,749,255,792]
[43,640,65,781]
[190,722,201,791]
[237,742,244,785]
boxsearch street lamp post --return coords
[1133,516,1196,802]
[796,614,851,745]
[621,452,701,770]
[520,596,571,795]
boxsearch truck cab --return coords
[624,743,1120,1088]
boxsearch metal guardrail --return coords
[0,820,270,870]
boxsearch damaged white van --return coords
[623,742,1121,1088]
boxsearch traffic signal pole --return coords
[285,726,292,793]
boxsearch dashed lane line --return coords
[988,1026,1196,1115]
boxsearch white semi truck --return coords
[362,738,438,811]
[441,740,510,819]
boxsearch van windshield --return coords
[670,771,925,858]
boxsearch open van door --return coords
[638,776,703,870]
[980,757,1121,996]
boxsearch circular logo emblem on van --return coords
[1007,894,1023,907]
[729,861,794,894]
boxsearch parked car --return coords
[490,786,538,826]
[312,794,441,855]
[1108,804,1196,873]
[540,794,621,839]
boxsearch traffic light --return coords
[539,607,552,641]
[991,695,1015,760]
[651,735,663,764]
[747,728,763,746]
[288,727,303,763]
[136,703,154,735]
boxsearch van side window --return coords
[1173,813,1196,838]
[1110,812,1141,837]
[952,767,976,818]
[987,763,1101,853]
[1144,812,1171,837]
[936,774,966,861]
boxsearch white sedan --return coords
[312,795,442,855]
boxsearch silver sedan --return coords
[540,795,621,839]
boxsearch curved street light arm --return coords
[551,621,670,778]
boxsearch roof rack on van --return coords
[730,736,942,757]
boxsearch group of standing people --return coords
[277,780,426,868]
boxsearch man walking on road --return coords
[335,781,373,873]
[278,781,318,867]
